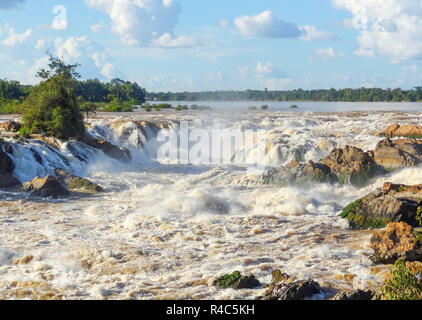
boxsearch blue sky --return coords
[0,0,421,91]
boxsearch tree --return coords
[21,55,85,139]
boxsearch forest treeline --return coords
[147,87,422,102]
[0,78,147,114]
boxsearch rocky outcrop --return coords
[263,145,384,187]
[0,121,21,133]
[341,182,422,229]
[374,139,422,170]
[321,145,384,186]
[370,222,422,264]
[262,160,335,187]
[80,135,132,163]
[264,270,321,300]
[23,175,69,198]
[213,271,260,290]
[55,169,103,193]
[330,289,374,300]
[380,123,422,139]
[0,142,20,188]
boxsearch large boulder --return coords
[370,222,422,264]
[374,139,422,170]
[23,175,69,198]
[81,135,132,163]
[55,169,103,193]
[263,145,384,187]
[381,123,422,139]
[341,182,422,230]
[0,142,20,188]
[321,145,384,186]
[262,160,335,187]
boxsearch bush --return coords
[378,260,422,300]
[0,99,25,114]
[100,99,135,112]
[21,56,85,139]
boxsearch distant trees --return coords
[147,87,422,102]
[0,75,146,115]
[75,78,146,105]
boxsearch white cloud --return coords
[309,47,344,62]
[152,33,196,48]
[239,61,292,90]
[85,0,195,48]
[333,0,422,63]
[299,25,336,41]
[0,0,25,9]
[90,21,106,33]
[54,36,118,80]
[234,10,301,38]
[219,19,228,28]
[0,24,32,46]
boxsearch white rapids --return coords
[0,109,421,300]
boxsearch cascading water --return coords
[1,109,422,300]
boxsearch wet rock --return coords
[340,182,422,229]
[23,175,69,198]
[263,145,383,187]
[81,135,132,163]
[55,169,103,193]
[381,123,422,139]
[0,121,21,133]
[374,139,422,170]
[331,289,374,300]
[213,271,260,290]
[263,269,321,300]
[0,142,20,188]
[370,222,422,264]
[321,145,384,186]
[265,279,321,300]
[262,160,335,187]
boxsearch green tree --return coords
[21,55,85,139]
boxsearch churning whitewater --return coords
[1,109,422,300]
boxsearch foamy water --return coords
[0,109,421,300]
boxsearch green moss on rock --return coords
[214,271,260,290]
[68,177,103,192]
[340,198,391,229]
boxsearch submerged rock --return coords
[264,270,321,300]
[341,182,422,230]
[370,222,422,264]
[374,139,422,170]
[213,271,260,290]
[331,289,374,300]
[23,175,69,198]
[80,135,132,163]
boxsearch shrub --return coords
[378,260,422,300]
[21,56,85,140]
